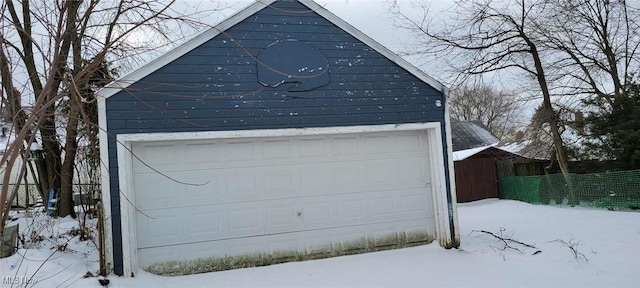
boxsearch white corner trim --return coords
[115,122,449,276]
[116,138,138,277]
[97,96,114,274]
[96,0,276,99]
[443,90,460,246]
[298,0,446,93]
[427,125,452,247]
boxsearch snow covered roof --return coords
[452,145,495,161]
[451,121,500,152]
[497,140,530,156]
[452,144,532,162]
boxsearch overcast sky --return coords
[211,0,448,51]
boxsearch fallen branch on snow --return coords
[472,228,541,255]
[551,239,588,262]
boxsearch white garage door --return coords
[131,130,435,268]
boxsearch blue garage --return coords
[98,0,459,276]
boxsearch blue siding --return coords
[105,0,449,275]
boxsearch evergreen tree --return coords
[584,78,640,169]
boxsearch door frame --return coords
[107,122,455,276]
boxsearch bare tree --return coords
[449,84,523,140]
[391,0,576,203]
[0,0,221,236]
[539,0,640,105]
[520,103,583,161]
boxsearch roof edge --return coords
[97,0,447,99]
[298,0,446,93]
[96,0,276,99]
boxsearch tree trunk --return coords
[525,35,577,206]
[59,101,81,218]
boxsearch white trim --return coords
[96,0,445,100]
[115,122,450,277]
[97,96,114,273]
[427,126,452,247]
[116,139,138,276]
[443,89,460,247]
[116,122,439,143]
[96,0,276,99]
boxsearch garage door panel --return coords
[132,130,435,269]
[137,143,178,166]
[395,158,429,183]
[263,139,293,160]
[266,201,298,231]
[332,136,359,155]
[298,137,327,158]
[224,140,256,162]
[401,193,430,214]
[396,133,425,152]
[300,201,331,225]
[365,161,394,184]
[135,162,430,212]
[370,195,396,217]
[264,170,297,193]
[229,206,264,234]
[336,199,366,220]
[184,141,220,164]
[137,219,435,269]
[137,185,432,249]
[333,164,362,187]
[365,134,392,154]
[132,132,429,174]
[299,165,331,192]
[134,171,220,210]
[133,173,184,210]
[136,209,184,248]
[188,210,222,238]
[225,169,261,196]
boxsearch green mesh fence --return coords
[499,176,542,204]
[499,169,640,210]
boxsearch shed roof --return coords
[451,121,500,152]
[96,0,446,100]
[452,145,530,162]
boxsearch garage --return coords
[99,0,459,276]
[129,129,434,268]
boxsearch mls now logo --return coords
[1,276,38,285]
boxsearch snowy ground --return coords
[2,199,639,287]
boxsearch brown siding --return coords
[454,158,498,203]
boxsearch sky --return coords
[208,0,451,51]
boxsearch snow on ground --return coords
[2,199,639,287]
[1,209,99,287]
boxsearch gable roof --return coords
[451,121,500,152]
[452,145,529,162]
[97,0,446,100]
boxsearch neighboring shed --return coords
[451,121,532,202]
[98,0,459,276]
[453,145,530,203]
